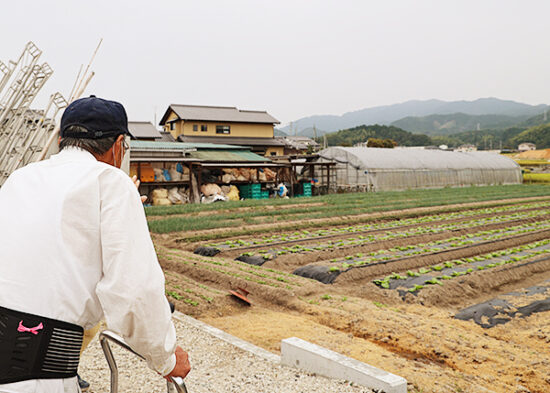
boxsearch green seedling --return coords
[166,291,184,300]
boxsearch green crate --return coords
[238,183,261,194]
[295,182,312,197]
[238,184,263,199]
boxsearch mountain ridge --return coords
[282,98,549,134]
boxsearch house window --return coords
[201,125,207,132]
[193,124,198,131]
[169,122,175,131]
[270,151,277,156]
[216,125,230,134]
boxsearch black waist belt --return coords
[0,306,84,384]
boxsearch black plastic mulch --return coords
[194,246,221,257]
[455,281,550,328]
[235,255,268,266]
[293,265,341,284]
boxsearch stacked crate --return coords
[302,182,312,197]
[238,183,262,199]
[296,182,312,197]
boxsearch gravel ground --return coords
[79,316,374,393]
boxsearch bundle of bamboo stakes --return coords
[0,40,100,186]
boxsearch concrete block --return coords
[281,337,407,393]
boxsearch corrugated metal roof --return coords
[128,121,161,139]
[319,147,520,170]
[179,135,285,147]
[189,149,269,162]
[160,104,280,125]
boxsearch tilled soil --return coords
[414,256,550,308]
[332,228,550,286]
[155,195,550,245]
[156,196,550,393]
[205,205,550,258]
[260,216,550,270]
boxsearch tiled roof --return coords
[128,121,161,139]
[160,104,280,125]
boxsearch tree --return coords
[324,124,432,147]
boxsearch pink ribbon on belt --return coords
[17,320,44,335]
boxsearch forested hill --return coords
[282,98,548,134]
[430,123,550,149]
[391,113,527,135]
[511,123,550,148]
[321,124,432,147]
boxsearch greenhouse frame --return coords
[316,147,522,191]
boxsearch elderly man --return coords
[0,96,190,393]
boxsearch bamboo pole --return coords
[37,72,94,161]
[37,38,102,161]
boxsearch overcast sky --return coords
[1,0,549,125]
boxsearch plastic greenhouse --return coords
[316,147,522,191]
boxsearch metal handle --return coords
[99,330,188,393]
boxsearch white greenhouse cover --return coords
[319,147,520,171]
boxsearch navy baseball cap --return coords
[60,95,129,139]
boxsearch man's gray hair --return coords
[59,125,118,155]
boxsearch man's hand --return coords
[165,346,191,380]
[132,175,147,203]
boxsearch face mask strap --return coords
[112,146,117,167]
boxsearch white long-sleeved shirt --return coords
[0,148,176,393]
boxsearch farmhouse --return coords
[456,144,477,152]
[277,135,320,155]
[159,104,285,157]
[518,142,536,152]
[315,147,522,192]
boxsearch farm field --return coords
[150,185,550,393]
